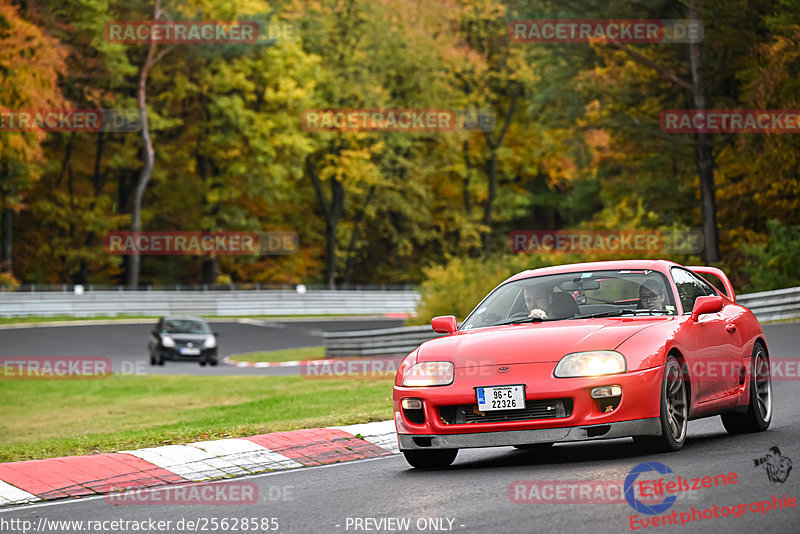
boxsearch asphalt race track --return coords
[1,322,798,533]
[0,318,403,376]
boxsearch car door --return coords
[671,268,741,405]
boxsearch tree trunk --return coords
[480,93,518,254]
[689,0,721,263]
[343,185,375,285]
[306,153,343,289]
[609,2,721,263]
[462,141,473,215]
[127,0,174,288]
[197,140,217,286]
[0,207,11,275]
[481,155,497,253]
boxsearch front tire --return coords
[402,449,458,469]
[721,342,771,434]
[634,355,688,453]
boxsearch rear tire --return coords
[721,342,771,434]
[634,355,688,453]
[199,361,207,367]
[402,449,458,469]
[209,357,219,366]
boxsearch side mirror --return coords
[691,295,723,321]
[431,315,457,335]
[213,332,219,337]
[151,330,158,336]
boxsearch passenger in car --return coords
[638,280,666,310]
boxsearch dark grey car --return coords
[148,316,219,366]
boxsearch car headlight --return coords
[203,336,217,348]
[554,351,626,378]
[402,361,454,387]
[161,336,175,347]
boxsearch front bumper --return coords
[393,363,664,450]
[161,348,218,361]
[397,417,661,450]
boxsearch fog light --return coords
[402,398,423,410]
[591,385,622,399]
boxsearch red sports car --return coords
[393,260,772,468]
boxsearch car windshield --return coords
[461,269,676,330]
[162,319,211,335]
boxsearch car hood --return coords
[416,318,668,367]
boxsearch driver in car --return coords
[638,280,666,310]
[524,285,555,319]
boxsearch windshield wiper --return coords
[572,309,637,319]
[632,309,673,316]
[492,316,548,327]
[572,309,673,319]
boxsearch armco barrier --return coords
[324,325,447,358]
[736,286,800,323]
[323,286,800,358]
[0,285,796,323]
[0,289,420,318]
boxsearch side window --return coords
[671,268,716,314]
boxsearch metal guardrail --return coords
[736,286,800,323]
[323,286,800,358]
[0,290,421,318]
[324,325,447,358]
[0,283,795,326]
[2,283,414,292]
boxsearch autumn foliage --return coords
[0,0,797,292]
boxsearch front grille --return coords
[439,399,572,425]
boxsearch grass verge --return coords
[0,372,392,463]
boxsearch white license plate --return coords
[476,385,525,411]
[180,348,201,355]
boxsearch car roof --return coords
[504,259,680,285]
[161,316,208,322]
